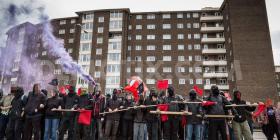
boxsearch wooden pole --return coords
[149,111,234,118]
[225,104,258,107]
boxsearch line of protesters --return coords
[0,84,280,140]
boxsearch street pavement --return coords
[253,129,277,140]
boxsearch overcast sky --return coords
[42,0,280,65]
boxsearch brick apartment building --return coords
[0,0,277,102]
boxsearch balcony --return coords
[202,60,227,66]
[201,26,224,33]
[201,37,225,44]
[204,85,229,90]
[203,72,228,78]
[202,49,226,54]
[200,16,223,22]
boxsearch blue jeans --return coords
[186,124,202,140]
[44,118,59,140]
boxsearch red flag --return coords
[181,116,187,127]
[124,80,140,101]
[59,86,66,95]
[202,101,216,106]
[77,88,82,96]
[157,104,169,122]
[156,80,168,90]
[78,110,92,125]
[253,103,266,118]
[193,85,203,96]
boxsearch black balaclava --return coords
[15,87,24,99]
[189,90,197,100]
[211,85,220,96]
[167,86,175,97]
[68,86,76,96]
[233,90,241,102]
[112,89,118,100]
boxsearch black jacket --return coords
[186,99,203,124]
[106,98,122,120]
[144,98,159,122]
[24,92,47,118]
[122,99,134,120]
[231,100,255,123]
[63,92,79,117]
[45,96,63,119]
[77,94,92,110]
[9,92,25,119]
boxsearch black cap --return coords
[48,79,58,86]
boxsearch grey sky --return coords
[43,0,280,65]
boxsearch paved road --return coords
[253,129,277,140]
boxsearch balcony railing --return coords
[202,60,227,66]
[204,85,229,90]
[202,48,226,54]
[201,37,225,43]
[203,72,228,78]
[201,26,224,33]
[200,16,223,22]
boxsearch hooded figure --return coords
[145,89,159,140]
[6,87,25,140]
[121,93,134,140]
[189,90,197,101]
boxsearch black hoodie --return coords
[9,87,25,119]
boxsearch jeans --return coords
[186,124,202,140]
[133,122,147,140]
[0,114,9,140]
[232,120,253,140]
[147,120,158,140]
[44,118,59,140]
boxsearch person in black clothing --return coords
[75,88,92,140]
[104,89,122,140]
[40,89,48,140]
[205,85,237,140]
[58,86,79,140]
[163,86,183,140]
[91,87,106,140]
[6,87,25,140]
[23,83,47,140]
[121,93,134,140]
[133,95,147,140]
[43,89,63,140]
[185,90,203,140]
[145,89,159,140]
[231,90,255,140]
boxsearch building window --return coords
[147,67,155,73]
[220,79,227,85]
[98,27,104,33]
[163,34,171,40]
[163,56,171,61]
[162,14,171,19]
[42,51,47,56]
[147,14,155,19]
[146,79,155,84]
[110,12,123,18]
[135,45,142,50]
[195,67,202,73]
[178,34,184,39]
[194,34,200,39]
[83,14,94,20]
[147,35,156,40]
[108,53,121,61]
[54,69,61,75]
[136,35,142,40]
[68,48,73,53]
[98,17,104,22]
[177,67,185,72]
[177,23,184,29]
[163,67,172,73]
[136,15,142,19]
[96,49,102,55]
[95,72,101,78]
[193,23,200,28]
[127,57,131,61]
[109,20,122,29]
[81,32,92,41]
[79,54,90,62]
[128,35,131,40]
[127,67,131,73]
[70,19,76,24]
[55,59,61,64]
[68,38,74,43]
[178,56,185,61]
[178,45,184,50]
[147,56,156,61]
[136,25,142,30]
[177,13,183,19]
[194,44,201,50]
[196,79,202,84]
[106,76,120,85]
[163,24,171,29]
[135,56,142,61]
[129,25,132,30]
[107,64,120,73]
[187,23,191,28]
[82,22,93,30]
[189,67,193,72]
[168,79,172,84]
[147,24,156,29]
[135,67,142,73]
[195,55,201,61]
[80,43,91,51]
[59,29,65,34]
[95,60,101,66]
[179,79,185,85]
[188,45,192,50]
[59,20,66,25]
[193,13,199,18]
[97,37,103,44]
[189,79,193,84]
[188,34,192,39]
[147,45,156,50]
[163,45,171,50]
[187,13,191,18]
[70,28,75,33]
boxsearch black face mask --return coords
[112,94,118,100]
[212,89,220,96]
[190,94,196,100]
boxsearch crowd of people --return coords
[0,83,280,140]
